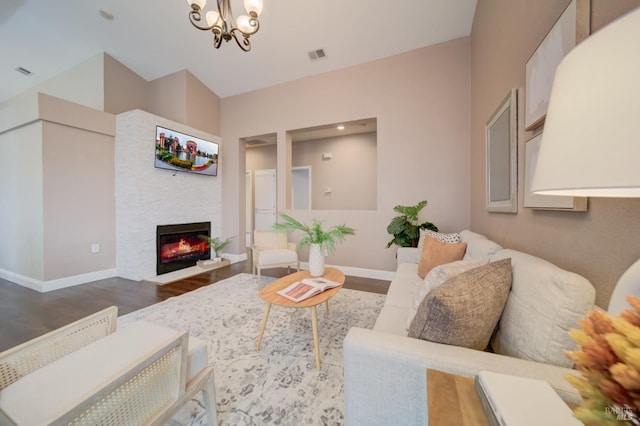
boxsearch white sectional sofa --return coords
[343,230,596,426]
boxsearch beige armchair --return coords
[0,306,217,425]
[252,230,300,284]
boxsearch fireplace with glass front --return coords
[156,222,211,275]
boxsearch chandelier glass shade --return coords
[187,0,263,51]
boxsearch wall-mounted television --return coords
[155,126,219,176]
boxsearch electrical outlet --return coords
[91,243,100,253]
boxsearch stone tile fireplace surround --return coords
[115,110,222,281]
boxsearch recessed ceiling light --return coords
[337,125,345,130]
[99,9,114,21]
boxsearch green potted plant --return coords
[386,200,438,248]
[273,213,355,276]
[200,235,235,261]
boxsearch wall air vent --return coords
[308,49,327,61]
[16,67,32,76]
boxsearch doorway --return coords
[244,134,277,246]
[291,166,311,210]
[254,169,277,231]
[245,171,253,247]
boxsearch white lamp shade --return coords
[531,7,640,197]
[206,10,220,27]
[187,0,207,10]
[244,0,263,16]
[237,15,257,34]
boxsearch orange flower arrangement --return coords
[566,296,640,424]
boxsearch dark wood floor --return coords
[0,259,390,352]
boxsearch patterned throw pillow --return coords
[408,258,512,351]
[417,236,467,279]
[416,229,461,263]
[405,258,488,330]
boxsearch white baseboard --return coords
[0,257,389,293]
[222,252,248,264]
[0,268,117,293]
[299,262,394,281]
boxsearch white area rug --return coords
[119,273,384,425]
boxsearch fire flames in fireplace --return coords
[156,222,211,275]
[160,238,209,263]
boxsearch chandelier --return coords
[187,0,263,52]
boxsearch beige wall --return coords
[2,54,105,111]
[186,71,222,136]
[42,120,115,280]
[1,54,221,290]
[292,132,377,210]
[0,121,44,280]
[0,93,116,287]
[147,69,222,136]
[246,144,277,172]
[245,132,377,213]
[222,37,472,272]
[39,54,104,111]
[470,0,640,308]
[104,54,149,114]
[148,71,188,126]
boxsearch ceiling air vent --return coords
[16,66,32,76]
[308,49,326,61]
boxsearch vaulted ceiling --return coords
[0,0,477,103]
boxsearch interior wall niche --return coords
[288,118,377,210]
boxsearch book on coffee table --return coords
[276,277,342,302]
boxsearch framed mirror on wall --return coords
[486,88,518,213]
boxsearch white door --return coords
[254,169,277,231]
[245,171,253,247]
[291,166,311,210]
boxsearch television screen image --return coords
[155,126,219,176]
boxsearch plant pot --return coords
[309,243,325,277]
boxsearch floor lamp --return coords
[530,7,640,315]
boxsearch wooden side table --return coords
[427,369,490,426]
[427,369,583,426]
[256,268,345,369]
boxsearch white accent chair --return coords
[0,306,217,425]
[252,230,299,285]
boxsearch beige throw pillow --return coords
[405,258,489,330]
[417,236,467,279]
[408,258,512,351]
[416,229,461,263]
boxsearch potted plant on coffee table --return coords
[273,213,355,277]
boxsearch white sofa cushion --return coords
[374,306,411,335]
[187,335,208,383]
[460,229,502,260]
[489,249,596,368]
[119,323,207,384]
[384,263,422,309]
[257,248,297,265]
[0,322,203,426]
